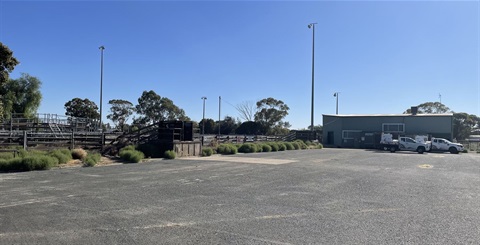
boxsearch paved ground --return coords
[0,149,479,244]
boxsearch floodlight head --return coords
[99,46,105,50]
[308,24,312,29]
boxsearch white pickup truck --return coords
[379,133,430,154]
[430,138,464,154]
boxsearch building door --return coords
[327,131,334,145]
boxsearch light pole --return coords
[201,97,207,134]
[308,23,317,134]
[99,45,105,133]
[334,92,339,115]
[218,96,221,136]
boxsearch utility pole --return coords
[218,96,221,136]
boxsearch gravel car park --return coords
[0,149,479,244]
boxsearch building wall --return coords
[322,114,453,148]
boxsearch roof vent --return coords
[411,106,418,115]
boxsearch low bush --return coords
[291,142,300,150]
[119,149,145,163]
[261,144,272,152]
[284,142,294,150]
[295,140,308,150]
[217,144,237,155]
[256,144,263,152]
[317,143,324,149]
[164,150,176,159]
[0,155,59,172]
[120,145,136,153]
[84,153,101,167]
[267,142,279,152]
[238,143,258,153]
[0,152,15,160]
[462,149,468,153]
[71,148,88,160]
[49,149,72,164]
[202,148,214,157]
[278,142,286,151]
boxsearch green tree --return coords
[453,113,480,140]
[64,98,100,119]
[254,97,290,135]
[135,90,190,125]
[1,73,42,118]
[236,121,267,135]
[218,116,239,135]
[199,118,216,134]
[107,99,134,131]
[404,102,479,140]
[0,42,20,118]
[404,102,451,114]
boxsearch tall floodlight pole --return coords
[99,46,105,133]
[218,96,221,136]
[201,97,207,134]
[334,92,339,115]
[308,23,317,133]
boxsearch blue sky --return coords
[1,0,478,129]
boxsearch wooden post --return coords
[70,132,75,149]
[23,131,27,150]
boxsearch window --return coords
[382,123,405,133]
[342,130,362,139]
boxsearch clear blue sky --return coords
[1,0,478,129]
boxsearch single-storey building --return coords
[322,112,453,148]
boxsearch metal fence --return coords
[460,141,480,152]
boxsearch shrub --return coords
[119,149,145,163]
[120,145,136,153]
[20,156,59,171]
[291,142,300,150]
[462,149,468,153]
[217,144,237,155]
[202,148,214,157]
[278,142,286,151]
[84,153,101,167]
[71,148,88,160]
[164,150,176,159]
[295,140,308,149]
[49,149,72,164]
[238,143,258,153]
[284,142,294,150]
[267,142,279,152]
[317,143,324,149]
[256,144,263,152]
[0,152,15,160]
[261,144,272,152]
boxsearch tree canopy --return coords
[107,99,134,131]
[254,97,290,135]
[0,43,20,119]
[0,73,42,119]
[404,102,451,114]
[404,102,479,140]
[135,90,189,125]
[64,98,100,119]
[0,42,19,86]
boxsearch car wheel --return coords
[449,147,458,154]
[417,147,425,154]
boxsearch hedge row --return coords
[0,147,104,172]
[205,140,323,156]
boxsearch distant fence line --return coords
[460,141,480,152]
[0,131,119,150]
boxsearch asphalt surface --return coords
[0,149,479,244]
